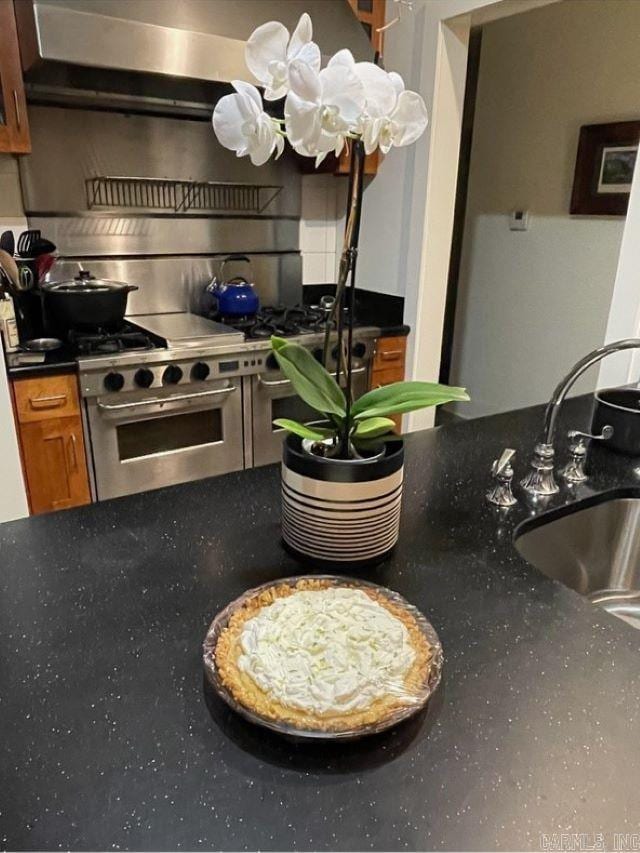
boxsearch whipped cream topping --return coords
[237,587,416,715]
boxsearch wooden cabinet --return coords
[347,0,386,55]
[0,0,30,154]
[12,373,91,514]
[370,335,407,432]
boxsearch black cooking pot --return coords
[41,270,138,330]
[592,386,640,456]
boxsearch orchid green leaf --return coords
[351,416,396,439]
[352,381,469,420]
[271,336,346,418]
[272,419,336,441]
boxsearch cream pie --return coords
[214,578,432,732]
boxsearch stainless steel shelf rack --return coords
[86,177,282,214]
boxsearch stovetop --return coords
[68,322,158,356]
[215,304,348,340]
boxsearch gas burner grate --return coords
[209,304,352,340]
[234,305,335,339]
[68,325,156,356]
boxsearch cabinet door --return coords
[0,0,30,154]
[20,416,91,514]
[370,335,407,433]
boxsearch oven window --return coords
[117,409,223,461]
[272,396,319,430]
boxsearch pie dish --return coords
[203,575,443,739]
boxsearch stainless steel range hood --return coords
[16,0,374,108]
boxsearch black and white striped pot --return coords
[281,435,404,569]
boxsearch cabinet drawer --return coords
[13,374,80,423]
[371,366,405,388]
[373,336,407,371]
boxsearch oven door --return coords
[86,380,244,500]
[250,366,370,467]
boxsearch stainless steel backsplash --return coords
[51,255,302,315]
[19,105,301,256]
[20,104,303,311]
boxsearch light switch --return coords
[509,210,529,231]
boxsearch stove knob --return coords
[103,371,125,392]
[162,365,183,385]
[191,361,210,381]
[266,353,278,371]
[312,348,324,363]
[352,341,366,359]
[134,368,154,388]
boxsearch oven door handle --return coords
[257,367,367,388]
[96,385,237,411]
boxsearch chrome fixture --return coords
[521,338,640,496]
[486,448,518,507]
[560,425,614,483]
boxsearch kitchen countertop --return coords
[5,345,78,379]
[1,396,638,851]
[3,322,408,380]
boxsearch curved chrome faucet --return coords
[521,338,640,496]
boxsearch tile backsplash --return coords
[300,174,346,285]
[0,155,25,219]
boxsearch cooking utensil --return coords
[17,263,35,291]
[0,260,30,334]
[17,229,41,258]
[210,255,260,319]
[0,249,20,292]
[22,337,63,352]
[592,386,640,456]
[202,574,443,740]
[41,270,139,330]
[0,230,15,256]
[31,237,57,257]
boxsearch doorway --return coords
[438,0,640,421]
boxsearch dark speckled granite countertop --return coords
[1,396,638,852]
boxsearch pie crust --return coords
[213,578,432,732]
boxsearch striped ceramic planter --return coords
[281,435,404,569]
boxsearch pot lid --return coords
[42,270,134,293]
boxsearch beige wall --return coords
[468,0,640,217]
[450,0,640,418]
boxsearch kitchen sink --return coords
[515,490,640,629]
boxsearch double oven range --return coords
[16,105,376,501]
[76,308,376,501]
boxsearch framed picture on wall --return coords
[570,120,640,215]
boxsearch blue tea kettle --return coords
[207,255,260,319]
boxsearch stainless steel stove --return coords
[77,310,377,500]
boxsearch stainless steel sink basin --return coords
[515,491,640,629]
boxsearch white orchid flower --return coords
[245,13,321,101]
[284,59,366,163]
[361,72,429,155]
[329,50,396,123]
[212,80,284,166]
